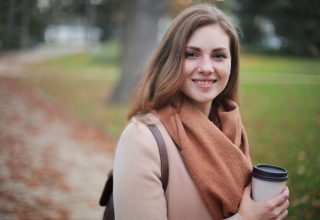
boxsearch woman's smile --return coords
[192,78,217,88]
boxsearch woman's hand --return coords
[238,184,289,220]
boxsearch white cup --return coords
[251,164,288,202]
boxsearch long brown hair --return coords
[128,4,240,120]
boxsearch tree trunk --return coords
[85,0,96,47]
[5,0,16,47]
[110,0,167,104]
[20,0,33,48]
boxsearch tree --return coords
[20,0,34,48]
[4,0,16,47]
[0,0,46,50]
[110,0,168,104]
[234,0,320,56]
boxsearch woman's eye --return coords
[213,53,227,60]
[185,51,198,58]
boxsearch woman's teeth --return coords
[192,79,216,85]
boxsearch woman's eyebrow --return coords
[185,46,201,51]
[212,47,228,52]
[186,46,228,52]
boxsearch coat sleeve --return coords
[113,121,168,220]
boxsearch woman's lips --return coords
[192,79,217,88]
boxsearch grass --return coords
[18,42,320,219]
[241,53,320,75]
[240,84,320,219]
[239,54,320,218]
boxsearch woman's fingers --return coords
[276,208,289,220]
[259,186,289,219]
[274,198,289,216]
[268,187,289,208]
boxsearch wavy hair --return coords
[128,4,240,120]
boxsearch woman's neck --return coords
[192,101,212,118]
[177,95,212,118]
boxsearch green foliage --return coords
[0,0,122,51]
[234,0,320,56]
[0,0,47,50]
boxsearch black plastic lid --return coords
[251,164,288,182]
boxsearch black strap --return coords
[99,124,169,220]
[99,170,113,206]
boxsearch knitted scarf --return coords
[157,99,252,219]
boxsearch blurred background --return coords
[0,0,319,219]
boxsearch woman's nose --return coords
[198,57,213,75]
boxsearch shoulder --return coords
[113,113,168,219]
[114,113,162,170]
[113,113,163,200]
[118,113,161,145]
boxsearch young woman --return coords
[112,4,289,220]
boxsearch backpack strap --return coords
[99,124,169,208]
[147,124,169,191]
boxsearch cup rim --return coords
[251,164,288,182]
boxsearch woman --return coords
[113,4,289,220]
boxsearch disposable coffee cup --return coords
[251,164,288,202]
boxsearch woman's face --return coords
[181,24,231,114]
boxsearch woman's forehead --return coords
[186,24,230,50]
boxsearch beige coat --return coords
[113,114,242,220]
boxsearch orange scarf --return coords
[157,99,252,219]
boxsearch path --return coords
[0,46,115,220]
[0,45,85,77]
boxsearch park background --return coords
[0,0,319,219]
